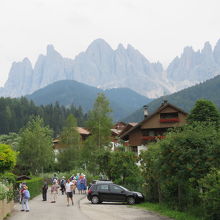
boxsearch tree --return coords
[199,169,220,219]
[187,99,220,127]
[158,123,220,208]
[0,144,17,173]
[86,93,113,148]
[0,133,21,151]
[82,93,113,173]
[139,143,162,202]
[57,114,81,171]
[18,116,54,174]
[110,151,139,183]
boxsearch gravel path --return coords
[8,193,89,220]
[8,192,171,220]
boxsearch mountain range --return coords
[1,38,220,99]
[124,75,220,122]
[27,80,152,121]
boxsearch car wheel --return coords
[91,196,99,204]
[127,196,135,205]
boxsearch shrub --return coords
[0,144,17,173]
[199,169,220,220]
[17,177,43,199]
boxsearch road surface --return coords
[8,192,171,220]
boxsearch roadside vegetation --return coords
[139,99,220,220]
[135,202,200,220]
[0,96,220,220]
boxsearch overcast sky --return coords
[0,0,220,86]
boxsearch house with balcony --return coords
[119,101,188,156]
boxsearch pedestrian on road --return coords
[65,179,74,206]
[60,176,66,195]
[42,181,48,201]
[19,182,26,204]
[51,180,59,203]
[72,178,77,194]
[21,185,30,212]
[51,173,58,184]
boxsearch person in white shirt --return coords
[65,179,74,206]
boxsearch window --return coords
[130,146,138,153]
[160,112,178,119]
[142,129,154,136]
[97,184,109,191]
[160,113,179,123]
[110,185,123,193]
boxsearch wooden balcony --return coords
[142,136,165,141]
[159,118,180,123]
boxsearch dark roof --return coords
[120,102,188,139]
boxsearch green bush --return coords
[17,177,43,199]
[0,144,17,173]
[199,169,220,220]
[0,173,16,201]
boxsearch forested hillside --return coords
[124,75,220,122]
[27,80,151,121]
[0,97,86,135]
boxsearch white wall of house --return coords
[138,145,147,156]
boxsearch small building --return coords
[52,127,90,161]
[119,101,188,156]
[110,122,136,150]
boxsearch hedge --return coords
[17,177,43,199]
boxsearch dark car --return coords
[88,180,113,189]
[87,183,144,205]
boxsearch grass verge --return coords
[134,202,202,220]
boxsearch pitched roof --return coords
[120,102,188,139]
[77,127,90,135]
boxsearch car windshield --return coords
[119,186,129,191]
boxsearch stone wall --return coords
[0,200,14,220]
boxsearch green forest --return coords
[0,97,87,136]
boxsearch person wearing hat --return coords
[51,180,59,203]
[21,185,30,212]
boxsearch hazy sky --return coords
[0,0,220,86]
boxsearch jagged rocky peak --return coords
[117,43,126,51]
[8,57,33,78]
[182,46,195,57]
[86,38,113,53]
[152,62,164,73]
[45,44,63,58]
[2,57,34,97]
[214,39,220,64]
[22,57,32,65]
[202,41,212,55]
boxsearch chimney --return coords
[161,99,168,107]
[143,105,148,118]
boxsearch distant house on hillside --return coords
[111,122,127,149]
[119,101,188,156]
[53,127,90,161]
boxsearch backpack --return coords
[60,179,65,186]
[23,190,30,199]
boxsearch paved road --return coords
[8,192,171,220]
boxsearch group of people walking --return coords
[42,173,87,206]
[18,173,87,212]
